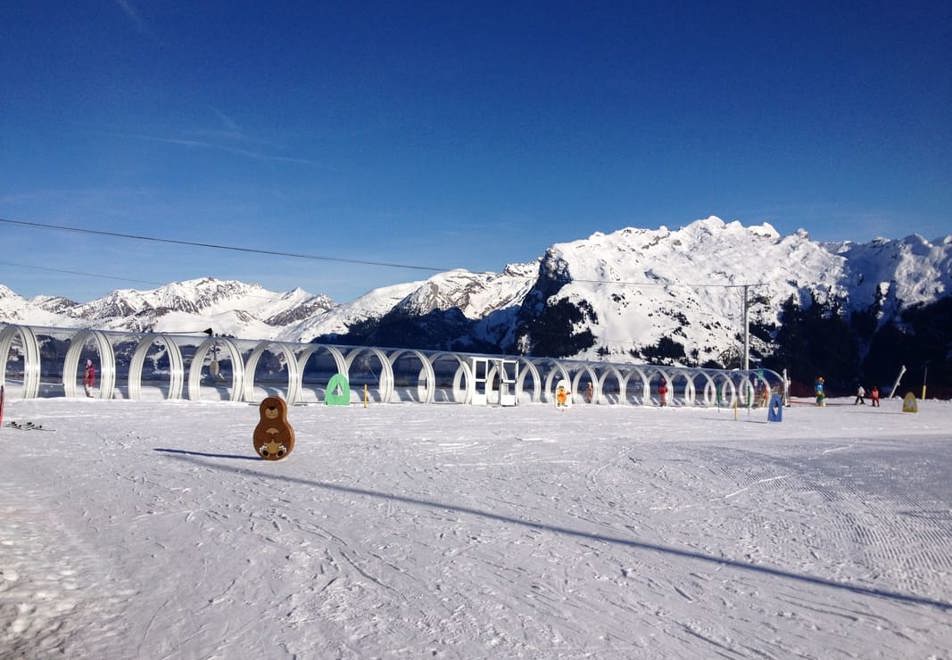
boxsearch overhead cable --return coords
[0,216,453,272]
[1,215,762,289]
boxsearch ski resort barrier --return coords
[0,323,784,408]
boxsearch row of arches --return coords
[0,323,785,407]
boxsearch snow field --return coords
[1,397,951,658]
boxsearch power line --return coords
[0,216,453,273]
[0,215,764,289]
[0,260,164,286]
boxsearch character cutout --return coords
[253,396,295,460]
[902,392,918,414]
[555,379,571,410]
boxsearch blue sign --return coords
[767,394,783,423]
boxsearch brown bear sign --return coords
[253,396,295,460]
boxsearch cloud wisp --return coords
[112,131,316,165]
[114,0,160,43]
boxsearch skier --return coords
[83,359,96,398]
[854,385,866,405]
[658,379,668,407]
[870,385,880,407]
[814,376,826,407]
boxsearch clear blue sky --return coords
[1,0,949,302]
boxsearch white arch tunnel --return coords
[0,323,786,407]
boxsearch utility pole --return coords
[742,284,750,372]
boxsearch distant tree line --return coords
[761,294,952,398]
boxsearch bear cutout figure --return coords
[253,396,295,460]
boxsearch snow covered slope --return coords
[831,234,952,329]
[2,398,951,657]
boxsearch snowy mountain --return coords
[277,280,426,342]
[830,234,952,330]
[0,285,73,326]
[510,218,851,363]
[278,264,539,349]
[2,278,335,339]
[1,217,950,390]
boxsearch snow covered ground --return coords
[1,397,951,658]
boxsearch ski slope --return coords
[1,397,950,658]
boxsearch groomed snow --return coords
[2,398,951,658]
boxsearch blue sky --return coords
[1,1,949,302]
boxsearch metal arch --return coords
[534,358,571,403]
[745,370,765,404]
[63,329,116,399]
[451,361,472,403]
[427,352,473,403]
[684,369,699,406]
[731,370,757,405]
[345,347,394,403]
[621,365,650,406]
[387,349,436,404]
[668,368,696,406]
[763,368,785,386]
[570,364,600,404]
[1,323,795,410]
[516,357,541,404]
[596,365,626,405]
[750,368,784,393]
[128,334,185,400]
[295,344,348,402]
[297,344,347,376]
[0,324,41,399]
[693,369,717,407]
[243,340,300,403]
[742,368,783,405]
[714,372,737,407]
[187,336,245,402]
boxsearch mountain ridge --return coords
[2,216,949,392]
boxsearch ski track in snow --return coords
[1,397,951,658]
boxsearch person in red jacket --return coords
[83,359,96,398]
[658,379,668,407]
[870,385,880,407]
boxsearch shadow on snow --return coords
[155,451,951,611]
[154,447,261,461]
